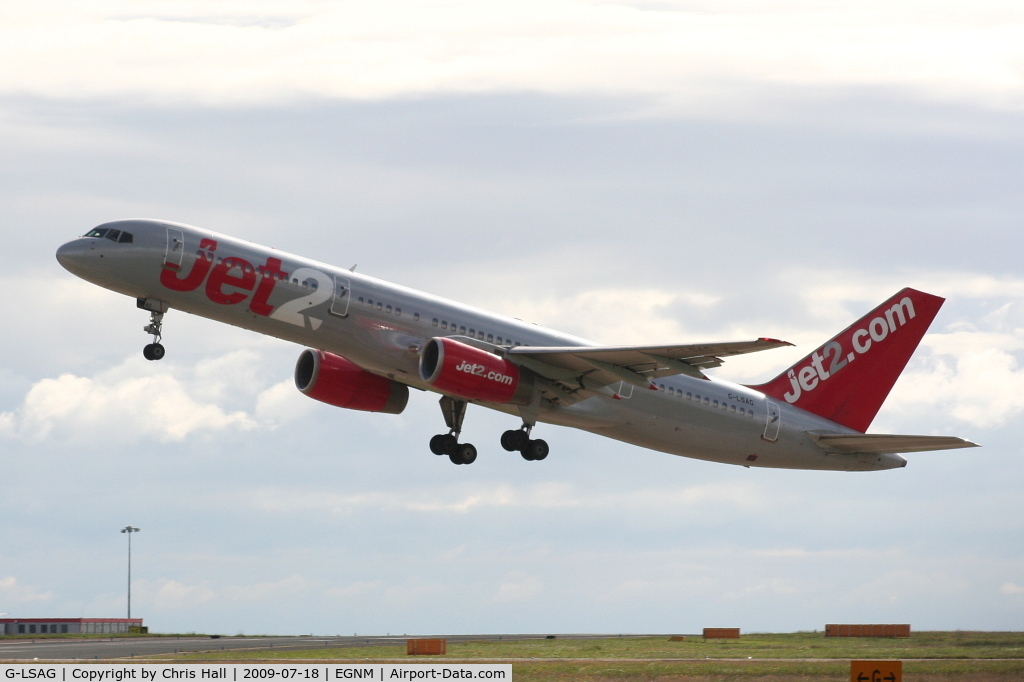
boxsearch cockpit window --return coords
[83,227,133,243]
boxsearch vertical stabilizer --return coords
[747,288,943,433]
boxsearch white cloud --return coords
[326,581,381,599]
[255,379,314,427]
[0,369,255,443]
[134,578,217,611]
[492,572,543,603]
[0,350,317,444]
[223,575,311,602]
[1,2,1024,110]
[212,480,765,516]
[0,576,54,603]
[1000,582,1024,595]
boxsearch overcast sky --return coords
[1,1,1023,635]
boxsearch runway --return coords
[0,633,651,661]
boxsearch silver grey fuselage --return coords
[56,219,906,472]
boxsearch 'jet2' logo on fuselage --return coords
[783,297,917,403]
[160,238,334,330]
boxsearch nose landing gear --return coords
[138,298,168,361]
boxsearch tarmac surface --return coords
[0,633,650,661]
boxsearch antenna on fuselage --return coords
[349,264,357,272]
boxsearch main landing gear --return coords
[501,425,549,461]
[428,397,550,465]
[430,397,477,465]
[138,298,167,361]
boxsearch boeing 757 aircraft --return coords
[56,220,976,470]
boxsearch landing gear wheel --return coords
[143,343,165,361]
[449,443,477,465]
[430,433,459,455]
[429,434,448,455]
[522,439,549,461]
[501,429,529,452]
[439,434,458,455]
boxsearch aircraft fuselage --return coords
[56,219,905,472]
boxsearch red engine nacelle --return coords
[295,349,409,414]
[418,337,533,404]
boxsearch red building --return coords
[1,618,144,635]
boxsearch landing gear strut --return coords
[138,298,168,361]
[501,423,549,461]
[430,397,477,465]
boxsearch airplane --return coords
[55,219,977,471]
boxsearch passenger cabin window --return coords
[487,334,494,343]
[432,318,438,326]
[496,337,503,344]
[459,326,466,334]
[441,321,448,330]
[376,302,383,311]
[386,305,392,313]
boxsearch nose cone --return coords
[56,238,94,277]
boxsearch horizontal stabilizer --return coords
[808,432,979,454]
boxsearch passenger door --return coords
[329,275,351,318]
[762,400,781,442]
[164,227,185,268]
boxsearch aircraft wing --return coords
[808,432,979,454]
[504,338,793,390]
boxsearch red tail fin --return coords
[747,288,943,433]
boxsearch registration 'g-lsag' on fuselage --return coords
[56,220,977,470]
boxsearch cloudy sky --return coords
[2,1,1023,635]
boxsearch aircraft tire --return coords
[439,434,458,455]
[143,343,165,361]
[525,439,549,461]
[500,430,524,451]
[457,443,477,464]
[429,434,448,455]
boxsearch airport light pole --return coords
[121,526,140,619]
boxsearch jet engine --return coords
[418,337,534,404]
[295,349,409,414]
